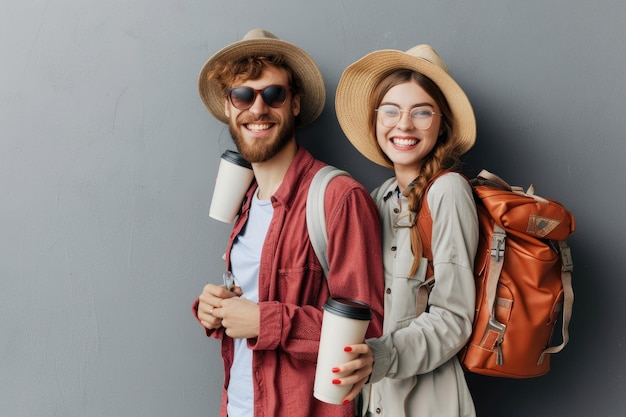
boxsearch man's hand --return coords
[213,296,260,339]
[197,283,239,330]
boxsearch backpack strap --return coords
[482,223,508,364]
[537,240,574,364]
[411,172,453,317]
[306,165,351,278]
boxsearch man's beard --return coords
[228,115,296,163]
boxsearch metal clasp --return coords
[558,241,574,272]
[491,228,506,262]
[483,317,507,365]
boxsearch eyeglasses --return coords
[375,104,442,130]
[227,85,291,110]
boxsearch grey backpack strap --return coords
[306,165,351,278]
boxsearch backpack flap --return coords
[473,170,575,241]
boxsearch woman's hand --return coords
[331,343,374,403]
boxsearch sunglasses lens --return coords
[261,86,287,108]
[228,86,289,109]
[229,87,255,109]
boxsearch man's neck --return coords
[252,140,298,200]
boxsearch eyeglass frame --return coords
[375,104,442,130]
[226,85,293,110]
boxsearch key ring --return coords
[223,271,237,292]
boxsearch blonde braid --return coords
[403,142,460,277]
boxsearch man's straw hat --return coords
[198,29,326,127]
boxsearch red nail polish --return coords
[344,346,353,352]
[332,379,341,385]
[343,399,350,404]
[332,367,340,373]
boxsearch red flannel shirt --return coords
[193,147,384,417]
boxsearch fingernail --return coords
[332,379,341,385]
[343,399,350,404]
[344,346,352,352]
[332,367,340,373]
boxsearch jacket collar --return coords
[241,146,315,214]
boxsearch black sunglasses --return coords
[227,85,291,110]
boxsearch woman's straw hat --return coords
[198,29,326,127]
[335,44,476,168]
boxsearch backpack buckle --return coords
[558,241,574,272]
[491,226,507,262]
[480,317,507,365]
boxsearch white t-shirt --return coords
[227,191,273,417]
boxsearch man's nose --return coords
[247,93,269,117]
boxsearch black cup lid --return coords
[221,150,252,169]
[323,297,372,321]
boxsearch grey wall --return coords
[1,1,624,416]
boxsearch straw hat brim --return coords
[198,34,326,128]
[335,49,476,168]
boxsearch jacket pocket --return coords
[391,256,427,323]
[277,264,324,306]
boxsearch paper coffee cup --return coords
[209,150,254,223]
[314,298,372,405]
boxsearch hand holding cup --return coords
[314,298,372,405]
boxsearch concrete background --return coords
[1,1,624,416]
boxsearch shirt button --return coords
[386,288,391,295]
[376,408,382,414]
[393,208,400,214]
[391,246,397,251]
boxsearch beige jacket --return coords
[363,173,478,417]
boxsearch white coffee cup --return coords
[314,298,372,405]
[209,150,254,223]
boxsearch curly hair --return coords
[206,55,303,97]
[369,70,464,276]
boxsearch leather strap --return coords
[537,240,574,364]
[478,224,507,364]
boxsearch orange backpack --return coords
[417,170,575,378]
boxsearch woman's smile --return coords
[390,136,419,148]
